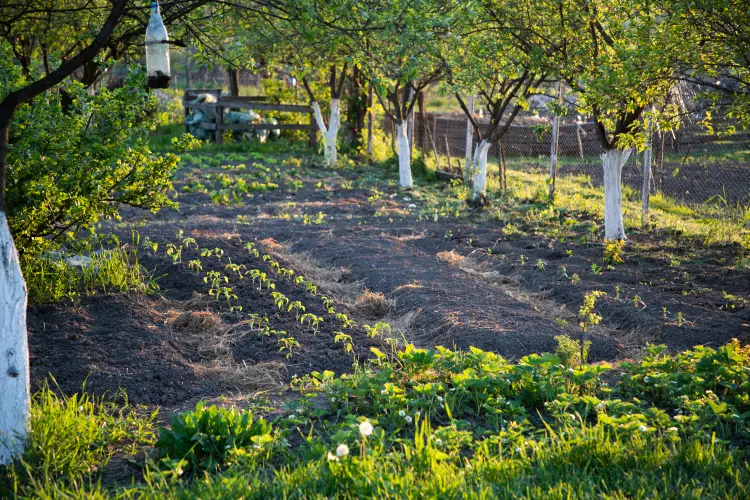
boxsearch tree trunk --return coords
[407,88,415,163]
[396,122,413,188]
[0,212,29,465]
[472,139,491,203]
[601,148,632,240]
[418,91,427,153]
[345,66,366,147]
[228,68,240,96]
[311,99,340,167]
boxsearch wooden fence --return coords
[182,89,317,145]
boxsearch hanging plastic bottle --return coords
[146,1,171,88]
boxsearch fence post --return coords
[308,110,317,148]
[548,82,563,200]
[641,106,655,226]
[464,95,474,185]
[215,104,224,144]
[366,83,374,156]
[642,135,652,226]
[407,86,415,162]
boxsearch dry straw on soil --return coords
[353,290,395,319]
[160,293,285,391]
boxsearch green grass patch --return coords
[21,241,157,304]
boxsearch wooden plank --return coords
[185,103,219,112]
[199,122,315,131]
[215,100,312,113]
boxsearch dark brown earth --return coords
[27,154,750,410]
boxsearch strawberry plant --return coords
[156,403,273,475]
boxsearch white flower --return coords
[336,444,350,457]
[381,389,388,395]
[435,438,443,446]
[405,416,413,424]
[359,421,374,437]
[331,397,336,402]
[408,204,416,208]
[403,197,412,201]
[398,410,406,417]
[667,427,678,432]
[177,468,184,476]
[514,447,522,454]
[595,402,606,410]
[638,425,648,432]
[644,376,650,383]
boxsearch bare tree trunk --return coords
[418,91,427,153]
[642,132,653,226]
[227,68,240,96]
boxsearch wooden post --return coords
[641,105,655,226]
[425,113,440,169]
[184,98,190,134]
[308,110,317,148]
[464,95,474,184]
[576,122,584,160]
[367,82,374,156]
[642,133,653,226]
[215,104,223,144]
[549,81,563,200]
[407,87,415,162]
[499,140,508,191]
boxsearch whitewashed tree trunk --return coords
[0,212,29,465]
[471,139,491,201]
[396,122,413,188]
[312,99,340,167]
[601,148,632,240]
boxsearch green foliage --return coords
[11,341,750,497]
[3,67,182,254]
[578,290,607,332]
[602,239,626,265]
[21,235,157,304]
[555,334,591,368]
[156,402,273,475]
[1,383,155,496]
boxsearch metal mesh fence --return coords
[394,113,750,208]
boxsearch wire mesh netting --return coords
[393,113,750,208]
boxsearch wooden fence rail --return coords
[182,89,317,146]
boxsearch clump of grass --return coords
[1,383,155,497]
[21,244,157,304]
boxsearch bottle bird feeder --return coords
[146,1,171,88]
